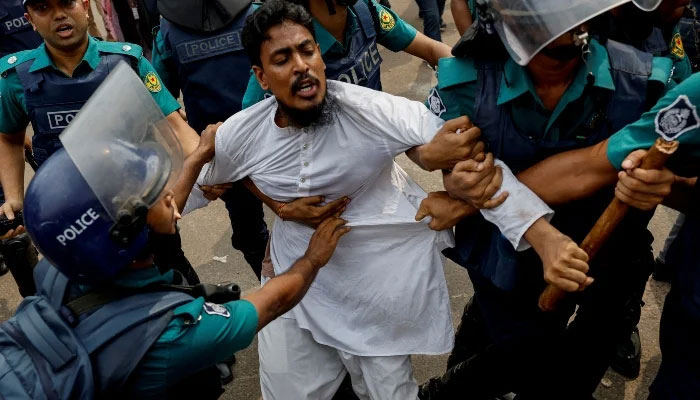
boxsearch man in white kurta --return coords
[187,81,553,398]
[184,2,555,398]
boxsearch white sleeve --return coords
[479,160,554,251]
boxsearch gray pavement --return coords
[0,1,680,399]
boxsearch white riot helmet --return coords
[486,0,664,65]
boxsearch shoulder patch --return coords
[378,8,395,31]
[144,71,162,93]
[671,32,685,59]
[655,94,700,141]
[0,50,34,76]
[203,302,230,318]
[97,41,143,59]
[427,87,447,117]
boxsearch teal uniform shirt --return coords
[0,36,180,134]
[608,72,700,170]
[78,267,259,398]
[241,0,417,109]
[428,38,674,143]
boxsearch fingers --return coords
[481,191,509,209]
[318,196,350,215]
[0,226,25,241]
[469,142,486,160]
[442,116,474,133]
[298,195,325,206]
[623,167,675,188]
[0,204,15,220]
[415,201,429,221]
[615,186,658,210]
[621,149,647,170]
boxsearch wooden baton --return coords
[538,138,679,312]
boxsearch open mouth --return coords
[294,78,319,99]
[56,23,74,38]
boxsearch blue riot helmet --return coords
[484,0,664,65]
[23,62,184,283]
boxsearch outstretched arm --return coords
[402,32,453,67]
[244,216,350,331]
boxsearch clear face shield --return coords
[60,62,184,224]
[486,0,663,65]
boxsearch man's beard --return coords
[276,75,338,130]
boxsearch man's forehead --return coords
[262,21,315,51]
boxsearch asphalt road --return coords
[0,1,680,399]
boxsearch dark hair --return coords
[242,0,316,68]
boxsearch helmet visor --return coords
[632,0,663,11]
[488,0,651,65]
[60,62,183,221]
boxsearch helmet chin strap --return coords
[573,30,591,62]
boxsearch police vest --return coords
[326,0,383,91]
[447,40,658,290]
[158,5,254,134]
[0,0,42,57]
[12,45,140,166]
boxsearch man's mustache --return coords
[291,73,321,95]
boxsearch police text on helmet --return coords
[56,208,100,246]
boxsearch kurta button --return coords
[303,144,308,150]
[122,45,132,51]
[303,161,309,167]
[7,56,17,65]
[301,177,306,183]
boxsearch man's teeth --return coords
[300,85,313,92]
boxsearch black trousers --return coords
[220,180,269,280]
[439,251,653,399]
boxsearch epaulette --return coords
[437,57,477,90]
[96,41,144,60]
[0,49,34,76]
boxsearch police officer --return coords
[420,0,673,398]
[151,0,269,279]
[0,0,42,289]
[0,0,201,284]
[241,0,452,107]
[592,0,693,378]
[17,63,350,398]
[599,73,700,400]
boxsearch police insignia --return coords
[671,32,685,59]
[428,88,446,117]
[203,302,231,318]
[144,72,162,93]
[379,9,396,31]
[654,95,700,141]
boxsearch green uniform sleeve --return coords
[241,72,269,109]
[137,56,181,116]
[0,70,29,133]
[607,73,700,170]
[425,57,478,121]
[130,298,258,395]
[367,0,417,52]
[151,28,181,99]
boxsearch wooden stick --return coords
[538,138,679,312]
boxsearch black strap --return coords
[65,282,240,316]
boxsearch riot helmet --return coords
[481,0,664,65]
[23,63,184,283]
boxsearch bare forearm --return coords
[403,33,452,67]
[173,151,209,212]
[405,146,432,171]
[166,111,200,157]
[0,132,27,203]
[450,0,473,36]
[244,257,320,331]
[516,140,618,205]
[242,177,283,210]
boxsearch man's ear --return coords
[24,12,36,31]
[82,0,91,16]
[252,65,270,91]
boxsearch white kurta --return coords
[187,81,552,356]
